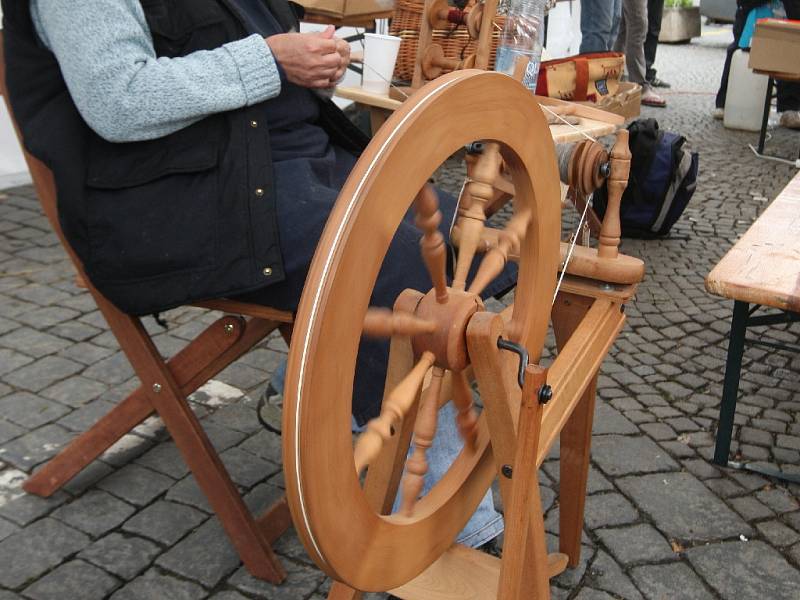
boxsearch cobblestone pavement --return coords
[2,23,800,600]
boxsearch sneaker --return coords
[649,76,671,89]
[779,110,800,130]
[641,88,667,108]
[257,383,283,435]
[712,107,724,120]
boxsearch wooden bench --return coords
[705,170,800,482]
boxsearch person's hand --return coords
[266,26,349,89]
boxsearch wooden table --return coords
[705,170,800,482]
[335,85,620,141]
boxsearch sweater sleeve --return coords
[31,0,282,142]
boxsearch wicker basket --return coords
[389,0,505,82]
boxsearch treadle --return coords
[389,545,570,599]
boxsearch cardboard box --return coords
[297,0,394,20]
[748,19,800,77]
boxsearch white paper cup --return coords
[362,33,401,96]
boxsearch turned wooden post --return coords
[421,44,476,80]
[597,130,631,259]
[401,366,444,516]
[453,142,503,290]
[415,185,449,304]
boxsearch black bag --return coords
[594,118,699,238]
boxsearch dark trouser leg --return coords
[777,0,800,111]
[644,0,663,81]
[713,301,749,466]
[715,5,748,109]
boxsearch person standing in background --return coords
[614,0,667,107]
[714,0,800,129]
[580,0,622,52]
[644,0,671,88]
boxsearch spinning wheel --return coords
[284,69,558,590]
[284,69,640,598]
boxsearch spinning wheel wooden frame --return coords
[283,70,644,599]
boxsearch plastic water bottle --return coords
[494,0,546,91]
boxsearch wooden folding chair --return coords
[0,33,292,583]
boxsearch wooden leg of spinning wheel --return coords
[498,365,550,600]
[558,375,597,567]
[552,292,597,567]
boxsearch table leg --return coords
[713,300,749,466]
[757,78,773,155]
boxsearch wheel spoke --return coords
[354,351,436,474]
[414,184,449,304]
[451,369,479,450]
[400,366,445,517]
[362,307,437,338]
[452,142,502,291]
[467,210,530,296]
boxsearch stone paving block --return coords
[228,560,325,599]
[755,487,800,514]
[56,399,116,433]
[61,460,114,496]
[205,401,263,435]
[0,516,19,543]
[82,352,134,385]
[122,499,207,545]
[729,495,775,521]
[48,321,103,343]
[687,540,800,600]
[630,562,714,600]
[640,422,676,441]
[219,446,281,488]
[572,589,616,600]
[3,355,83,392]
[617,472,752,542]
[134,442,189,479]
[22,559,120,600]
[583,492,639,530]
[110,569,208,600]
[0,327,72,358]
[14,306,81,330]
[681,458,722,480]
[592,403,638,435]
[0,422,75,471]
[207,593,251,600]
[100,434,155,467]
[0,518,90,589]
[97,464,173,507]
[0,419,25,445]
[164,474,213,513]
[591,435,679,477]
[53,490,136,537]
[40,375,109,407]
[78,532,160,581]
[0,348,34,377]
[756,519,800,547]
[156,518,241,588]
[596,523,676,565]
[238,429,282,464]
[584,550,642,600]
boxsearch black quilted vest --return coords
[1,0,367,315]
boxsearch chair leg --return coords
[24,389,153,496]
[24,315,275,497]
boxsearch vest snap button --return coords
[250,120,258,128]
[263,267,273,277]
[255,188,264,197]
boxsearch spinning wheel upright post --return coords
[283,70,643,599]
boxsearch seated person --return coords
[3,0,516,549]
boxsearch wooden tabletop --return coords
[706,171,800,312]
[335,85,619,143]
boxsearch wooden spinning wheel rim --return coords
[283,70,561,591]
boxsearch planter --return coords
[659,6,701,43]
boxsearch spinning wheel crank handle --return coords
[496,337,529,389]
[496,337,553,401]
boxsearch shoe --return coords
[779,110,800,130]
[649,76,671,89]
[712,107,724,120]
[641,89,667,108]
[478,537,503,557]
[257,383,283,434]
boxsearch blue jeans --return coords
[580,0,623,53]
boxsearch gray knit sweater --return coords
[31,0,282,142]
